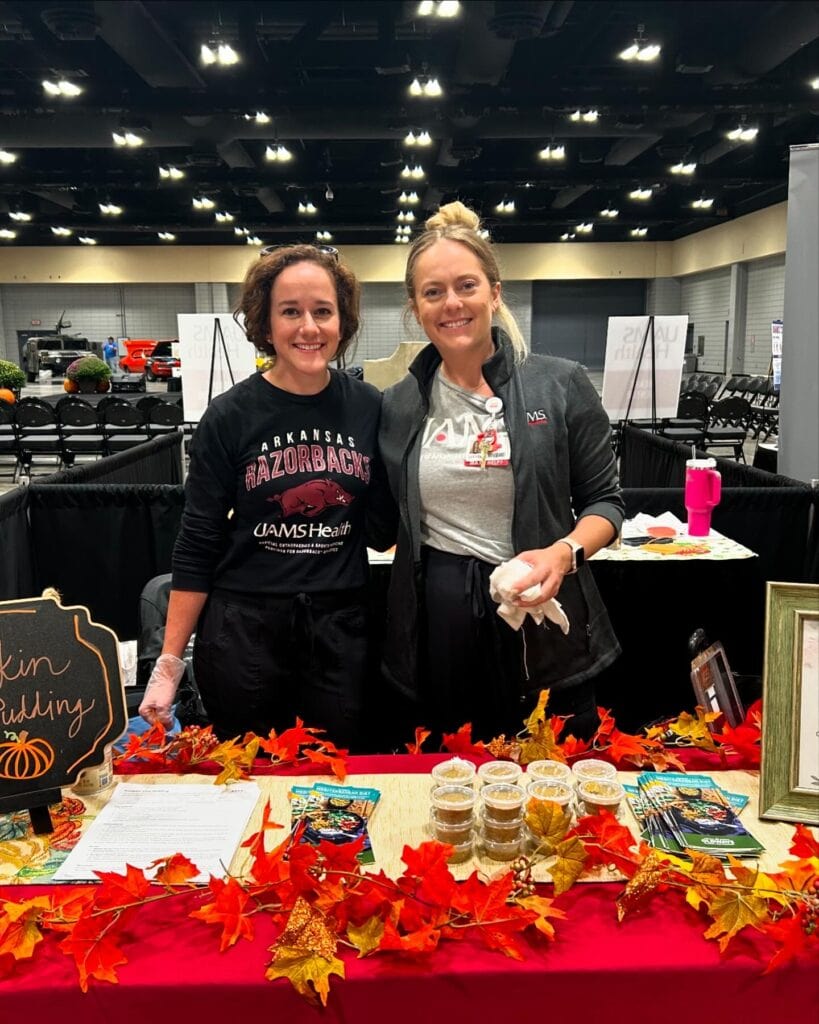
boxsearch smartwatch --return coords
[556,537,585,574]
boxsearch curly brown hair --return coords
[234,245,361,359]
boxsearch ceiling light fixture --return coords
[417,0,460,15]
[399,191,420,205]
[400,164,426,179]
[9,211,32,222]
[159,165,185,180]
[99,202,123,215]
[42,78,83,98]
[112,130,144,148]
[628,187,653,200]
[538,144,565,161]
[408,75,443,98]
[158,232,176,241]
[600,208,619,218]
[726,124,758,142]
[215,211,234,222]
[494,199,515,214]
[78,236,97,245]
[670,161,697,175]
[560,232,576,241]
[811,77,819,90]
[193,196,216,210]
[298,200,318,215]
[0,228,17,240]
[51,226,72,236]
[316,230,333,241]
[265,144,293,162]
[630,226,648,237]
[246,235,262,246]
[243,111,270,125]
[618,24,661,62]
[576,222,593,233]
[201,42,239,66]
[478,229,490,240]
[569,109,599,123]
[691,197,715,209]
[394,234,410,244]
[0,149,18,164]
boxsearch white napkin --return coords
[488,557,571,633]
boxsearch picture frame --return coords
[759,582,819,824]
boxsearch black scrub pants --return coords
[421,548,599,742]
[192,587,367,749]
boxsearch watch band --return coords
[556,537,584,574]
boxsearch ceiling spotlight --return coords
[404,130,417,146]
[159,165,185,180]
[99,202,123,215]
[243,111,270,124]
[316,230,333,242]
[265,144,293,162]
[628,188,653,200]
[215,211,235,222]
[0,149,18,164]
[394,234,410,244]
[9,211,32,222]
[112,130,144,147]
[600,208,619,218]
[494,199,515,214]
[560,232,576,241]
[811,77,819,90]
[201,42,239,66]
[78,236,97,245]
[568,109,598,123]
[399,191,420,205]
[478,229,490,240]
[417,0,460,15]
[0,229,17,240]
[246,235,263,246]
[630,227,648,237]
[691,197,715,209]
[51,226,72,236]
[42,78,83,98]
[576,222,593,233]
[193,196,216,210]
[538,144,565,161]
[158,232,176,241]
[618,24,661,62]
[298,200,318,215]
[670,162,697,175]
[417,130,432,146]
[408,75,443,98]
[726,125,758,142]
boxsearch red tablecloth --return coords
[3,752,816,1023]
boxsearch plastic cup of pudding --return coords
[477,760,523,788]
[571,758,617,786]
[525,779,574,811]
[526,759,572,785]
[481,818,524,844]
[431,784,476,825]
[429,811,474,846]
[576,778,625,816]
[481,832,523,862]
[431,757,477,789]
[446,838,474,864]
[480,783,526,822]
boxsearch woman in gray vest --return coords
[379,202,624,741]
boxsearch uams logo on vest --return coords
[527,409,549,425]
[268,478,353,518]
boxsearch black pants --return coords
[193,587,367,748]
[421,548,599,742]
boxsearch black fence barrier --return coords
[36,432,183,486]
[0,486,36,600]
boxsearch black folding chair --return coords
[13,397,62,479]
[99,399,149,455]
[0,400,17,479]
[702,397,752,461]
[56,396,106,466]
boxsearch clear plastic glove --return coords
[138,653,186,729]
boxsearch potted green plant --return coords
[65,355,112,394]
[0,358,25,402]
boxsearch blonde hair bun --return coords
[425,200,481,233]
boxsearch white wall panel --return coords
[679,268,732,373]
[744,256,785,375]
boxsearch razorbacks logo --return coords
[269,478,353,518]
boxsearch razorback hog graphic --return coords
[269,478,354,518]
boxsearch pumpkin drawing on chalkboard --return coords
[0,732,56,780]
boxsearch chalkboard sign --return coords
[0,593,127,830]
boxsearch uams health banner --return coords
[601,315,688,421]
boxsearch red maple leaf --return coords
[58,912,129,992]
[568,810,641,876]
[260,718,324,762]
[450,871,535,960]
[149,853,200,886]
[790,823,819,860]
[397,842,459,930]
[441,723,486,755]
[559,734,591,759]
[93,864,152,910]
[406,727,431,755]
[761,907,819,972]
[334,870,395,930]
[189,877,254,951]
[594,706,617,739]
[241,799,285,859]
[302,747,348,781]
[379,918,442,954]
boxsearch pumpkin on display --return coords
[0,731,56,780]
[0,387,16,404]
[63,378,78,394]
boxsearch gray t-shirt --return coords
[418,369,515,564]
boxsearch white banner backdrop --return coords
[601,315,688,420]
[176,313,257,423]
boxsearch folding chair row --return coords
[659,396,752,461]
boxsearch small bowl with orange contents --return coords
[525,759,572,785]
[525,779,574,813]
[476,760,522,788]
[431,757,477,790]
[576,778,625,817]
[570,758,617,787]
[431,784,476,826]
[480,783,526,824]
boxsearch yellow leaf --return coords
[278,896,337,960]
[524,800,571,854]
[266,945,345,1007]
[346,917,384,957]
[702,889,769,952]
[666,709,721,752]
[514,893,565,941]
[549,836,587,895]
[524,689,551,733]
[0,897,50,959]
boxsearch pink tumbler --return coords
[685,458,721,536]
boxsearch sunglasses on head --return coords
[259,243,339,261]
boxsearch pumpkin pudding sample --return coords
[480,783,526,822]
[430,813,474,845]
[477,760,522,787]
[481,833,523,862]
[526,759,572,785]
[525,779,573,810]
[431,757,477,789]
[481,817,525,844]
[571,758,617,785]
[576,778,625,815]
[446,838,474,864]
[431,784,476,825]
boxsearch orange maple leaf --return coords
[398,842,459,930]
[302,747,348,781]
[558,734,591,759]
[259,718,324,762]
[93,864,152,910]
[378,918,442,954]
[762,907,819,972]
[790,823,819,860]
[189,877,254,951]
[406,726,431,755]
[569,810,640,877]
[58,913,129,992]
[241,799,285,859]
[450,871,535,960]
[441,723,486,755]
[0,896,51,960]
[149,853,200,886]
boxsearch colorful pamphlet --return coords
[629,774,763,858]
[288,782,380,864]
